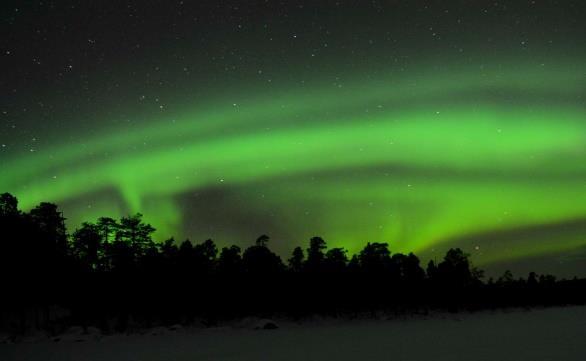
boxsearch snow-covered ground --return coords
[2,306,586,361]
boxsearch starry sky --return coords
[1,1,586,277]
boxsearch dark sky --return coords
[3,1,583,140]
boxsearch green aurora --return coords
[2,57,586,272]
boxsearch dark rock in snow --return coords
[261,321,279,330]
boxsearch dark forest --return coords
[1,192,585,337]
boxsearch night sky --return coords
[1,1,585,277]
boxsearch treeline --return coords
[0,192,585,334]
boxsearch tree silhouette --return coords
[97,217,118,244]
[1,192,584,334]
[71,222,102,271]
[116,213,155,257]
[497,269,514,285]
[391,252,425,284]
[528,271,538,286]
[0,192,18,216]
[539,274,556,285]
[324,247,348,273]
[426,259,438,279]
[160,237,178,259]
[0,193,24,279]
[30,202,68,258]
[435,248,480,288]
[256,234,270,247]
[348,254,360,273]
[107,238,135,273]
[218,245,242,275]
[358,242,392,274]
[178,239,195,274]
[242,236,284,275]
[193,239,218,275]
[288,246,305,272]
[306,236,327,272]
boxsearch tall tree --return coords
[0,193,18,216]
[178,239,195,273]
[193,239,218,274]
[390,252,425,283]
[306,236,327,272]
[97,217,118,244]
[116,213,155,256]
[436,248,478,287]
[71,222,102,271]
[256,234,270,247]
[358,242,391,274]
[218,245,243,275]
[29,202,68,262]
[0,193,23,276]
[242,239,284,276]
[324,248,348,273]
[288,246,305,272]
[159,237,179,272]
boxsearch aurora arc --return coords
[2,61,586,267]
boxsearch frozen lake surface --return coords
[2,306,586,361]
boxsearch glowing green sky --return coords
[3,59,586,271]
[2,1,586,276]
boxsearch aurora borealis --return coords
[2,1,586,276]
